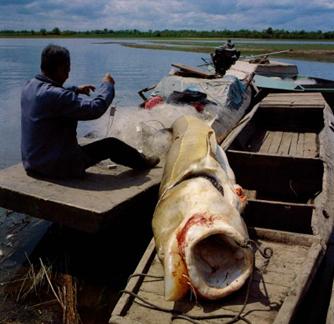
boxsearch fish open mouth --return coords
[182,219,253,300]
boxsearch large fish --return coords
[152,115,253,301]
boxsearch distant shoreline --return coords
[1,36,333,62]
[122,40,334,63]
[1,27,334,40]
[1,35,334,40]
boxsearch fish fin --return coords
[164,236,188,301]
[234,184,247,212]
[216,145,236,183]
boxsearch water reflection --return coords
[0,38,334,169]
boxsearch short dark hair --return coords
[40,44,70,74]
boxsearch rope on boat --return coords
[127,273,164,282]
[120,242,274,323]
[246,239,274,259]
[120,288,251,324]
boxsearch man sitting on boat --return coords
[21,44,159,179]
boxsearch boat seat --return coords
[0,163,162,232]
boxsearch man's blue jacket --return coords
[21,74,114,178]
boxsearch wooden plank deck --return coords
[255,93,323,158]
[110,229,322,324]
[260,92,326,109]
[171,63,215,79]
[227,93,325,158]
[248,130,318,158]
[0,163,162,232]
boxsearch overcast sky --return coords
[1,0,334,31]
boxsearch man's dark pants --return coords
[81,137,149,170]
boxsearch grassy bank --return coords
[121,39,334,62]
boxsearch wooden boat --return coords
[227,59,334,108]
[109,92,334,323]
[252,74,334,109]
[253,74,334,94]
[221,92,334,244]
[227,59,299,80]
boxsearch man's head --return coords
[41,44,70,85]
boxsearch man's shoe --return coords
[135,154,160,170]
[143,155,160,168]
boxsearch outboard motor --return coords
[211,40,240,76]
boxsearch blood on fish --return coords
[176,213,215,256]
[234,186,247,202]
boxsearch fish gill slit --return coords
[174,173,224,197]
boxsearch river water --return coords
[1,38,334,169]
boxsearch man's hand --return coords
[77,85,96,96]
[103,73,115,85]
[110,106,116,116]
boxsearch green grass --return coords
[122,39,334,62]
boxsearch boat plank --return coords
[110,315,143,324]
[0,163,162,232]
[261,96,324,102]
[260,99,324,105]
[303,133,318,158]
[171,63,215,79]
[268,131,283,154]
[289,132,299,156]
[261,96,324,101]
[296,133,305,156]
[259,131,273,154]
[127,288,280,323]
[261,92,325,107]
[117,297,172,324]
[260,104,325,109]
[278,132,293,155]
